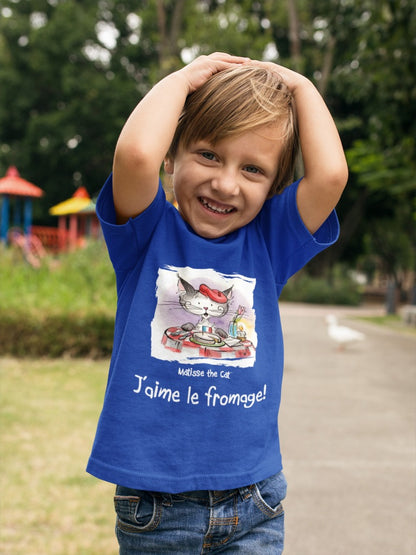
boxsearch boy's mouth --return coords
[199,197,235,215]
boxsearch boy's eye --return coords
[200,151,216,161]
[244,165,261,174]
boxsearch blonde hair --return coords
[167,65,299,195]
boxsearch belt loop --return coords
[238,485,253,501]
[161,493,173,507]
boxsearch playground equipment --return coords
[8,228,47,269]
[0,166,46,266]
[1,166,99,264]
[48,186,99,250]
[0,166,44,243]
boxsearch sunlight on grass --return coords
[0,241,116,316]
[0,357,117,555]
[357,314,416,336]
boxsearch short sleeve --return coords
[258,179,340,284]
[96,174,166,272]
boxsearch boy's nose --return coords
[211,170,239,197]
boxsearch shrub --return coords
[0,240,116,315]
[0,240,116,358]
[0,311,114,358]
[280,266,362,306]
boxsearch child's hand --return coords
[178,52,250,94]
[248,60,307,92]
[248,59,347,235]
[112,52,249,223]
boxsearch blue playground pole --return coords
[23,197,33,236]
[1,195,9,243]
[14,197,22,228]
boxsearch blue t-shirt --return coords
[87,175,339,493]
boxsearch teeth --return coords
[200,198,234,214]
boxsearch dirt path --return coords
[278,302,416,554]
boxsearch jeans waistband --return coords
[162,485,254,506]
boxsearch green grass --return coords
[0,357,117,555]
[0,241,116,316]
[0,242,116,358]
[357,314,416,336]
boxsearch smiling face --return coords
[167,66,298,200]
[165,123,285,239]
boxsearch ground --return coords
[279,302,416,555]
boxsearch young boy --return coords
[87,52,348,553]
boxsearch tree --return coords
[0,0,152,220]
[265,0,416,298]
[0,0,274,221]
[0,0,414,301]
[335,0,416,303]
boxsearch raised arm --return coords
[112,53,248,224]
[256,62,348,234]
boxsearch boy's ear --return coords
[164,156,174,175]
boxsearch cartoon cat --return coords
[177,276,232,338]
[160,274,255,361]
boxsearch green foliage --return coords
[0,240,115,314]
[180,0,273,60]
[0,311,114,358]
[333,0,416,230]
[0,0,150,218]
[346,138,416,194]
[0,241,116,358]
[359,217,415,299]
[0,0,415,272]
[280,266,362,306]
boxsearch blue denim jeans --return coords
[114,472,286,554]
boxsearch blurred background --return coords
[0,1,415,554]
[0,0,415,313]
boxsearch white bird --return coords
[325,314,365,351]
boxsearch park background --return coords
[0,1,415,554]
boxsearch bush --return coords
[0,240,116,315]
[280,267,362,306]
[0,311,114,358]
[0,241,116,358]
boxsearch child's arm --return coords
[258,63,348,234]
[112,53,248,224]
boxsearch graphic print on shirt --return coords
[151,266,257,367]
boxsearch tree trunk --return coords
[156,0,187,78]
[318,34,336,97]
[287,0,302,71]
[307,188,369,275]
